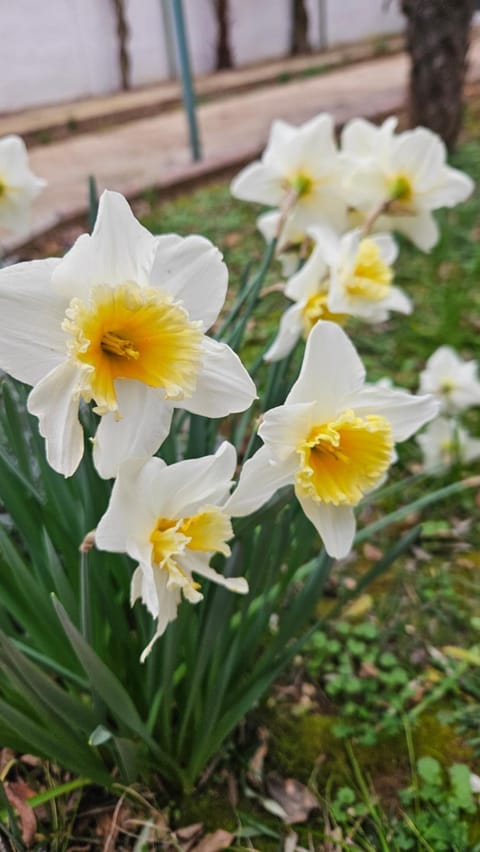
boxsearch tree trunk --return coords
[111,0,130,90]
[401,0,474,150]
[214,0,233,70]
[291,0,311,55]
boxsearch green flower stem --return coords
[79,550,91,643]
[217,238,277,346]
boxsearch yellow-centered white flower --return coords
[0,135,45,234]
[0,191,256,478]
[264,226,410,362]
[419,346,480,413]
[321,226,411,321]
[227,322,439,559]
[231,114,347,232]
[341,117,474,251]
[417,417,480,473]
[95,442,248,661]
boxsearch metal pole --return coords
[170,0,202,161]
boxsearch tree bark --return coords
[401,0,475,150]
[214,0,233,70]
[291,0,311,55]
[111,0,130,90]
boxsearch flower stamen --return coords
[100,331,140,360]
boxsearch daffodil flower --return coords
[0,191,256,478]
[419,346,480,413]
[95,442,248,661]
[322,227,411,321]
[264,227,410,362]
[226,322,439,559]
[0,135,45,234]
[264,230,343,362]
[231,114,347,232]
[341,117,474,251]
[416,417,480,472]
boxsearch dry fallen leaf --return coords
[191,828,234,852]
[359,660,380,678]
[176,821,204,851]
[362,543,383,561]
[265,774,319,825]
[4,781,37,846]
[247,727,269,787]
[224,232,241,248]
[177,823,204,841]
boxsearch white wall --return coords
[0,0,404,114]
[324,0,404,47]
[184,0,218,75]
[229,0,291,66]
[126,0,171,85]
[0,0,120,112]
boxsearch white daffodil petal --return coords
[341,117,382,158]
[305,225,341,268]
[286,321,365,414]
[295,186,347,233]
[95,456,167,553]
[384,286,412,314]
[182,552,248,594]
[296,495,356,559]
[0,258,66,385]
[27,361,84,478]
[53,191,156,299]
[259,400,319,461]
[349,386,439,442]
[150,234,227,329]
[371,232,399,266]
[147,441,237,519]
[342,164,388,210]
[225,445,297,518]
[393,129,445,185]
[432,166,474,207]
[285,245,329,301]
[0,136,37,181]
[230,161,282,206]
[391,211,439,252]
[177,336,256,417]
[264,303,304,362]
[0,191,38,234]
[423,345,458,376]
[93,381,173,479]
[0,136,45,234]
[132,567,180,662]
[288,114,337,173]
